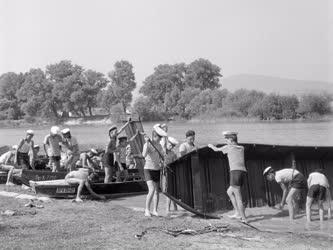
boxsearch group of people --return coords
[209,132,331,223]
[1,123,331,222]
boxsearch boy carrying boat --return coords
[306,169,331,222]
[208,131,248,223]
[61,128,80,172]
[263,166,307,220]
[164,137,179,213]
[143,125,166,217]
[15,130,35,169]
[115,136,129,182]
[0,145,18,185]
[44,126,65,172]
[65,168,105,202]
[179,130,197,157]
[104,124,127,183]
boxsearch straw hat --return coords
[222,131,238,138]
[12,145,18,150]
[61,128,70,134]
[90,148,98,155]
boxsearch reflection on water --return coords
[0,120,333,149]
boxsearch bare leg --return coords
[152,181,160,216]
[145,181,155,216]
[233,186,247,222]
[84,180,105,200]
[123,170,129,181]
[227,186,240,218]
[116,171,121,182]
[306,196,313,222]
[286,188,299,220]
[318,200,324,221]
[326,189,331,219]
[173,201,178,211]
[104,167,112,183]
[1,165,15,185]
[166,197,171,212]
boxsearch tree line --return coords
[0,58,332,122]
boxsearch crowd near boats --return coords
[0,118,332,224]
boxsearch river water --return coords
[1,120,333,150]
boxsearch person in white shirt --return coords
[0,145,18,185]
[61,128,80,171]
[306,169,331,222]
[263,166,307,220]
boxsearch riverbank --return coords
[0,185,332,249]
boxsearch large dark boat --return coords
[162,144,333,218]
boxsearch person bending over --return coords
[263,166,307,220]
[0,145,18,185]
[306,169,331,222]
[65,168,105,202]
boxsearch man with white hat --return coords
[43,126,65,172]
[208,131,248,223]
[0,145,18,185]
[263,165,307,221]
[15,129,35,169]
[61,128,80,171]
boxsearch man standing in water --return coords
[208,131,248,223]
[179,130,197,157]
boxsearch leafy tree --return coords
[297,93,332,116]
[106,60,136,113]
[132,96,164,121]
[184,58,222,90]
[0,72,25,119]
[17,68,56,118]
[140,63,186,107]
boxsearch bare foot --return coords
[228,214,241,219]
[6,182,15,186]
[152,211,159,217]
[144,210,151,217]
[75,198,83,203]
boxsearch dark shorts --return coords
[308,185,327,201]
[290,173,307,189]
[50,156,61,162]
[103,153,115,168]
[17,152,31,169]
[144,169,160,183]
[230,170,247,187]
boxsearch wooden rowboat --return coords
[162,143,333,218]
[30,179,147,198]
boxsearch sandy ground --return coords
[0,185,332,250]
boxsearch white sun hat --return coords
[90,148,98,155]
[168,137,179,146]
[12,145,18,150]
[222,131,238,137]
[263,166,273,176]
[26,129,34,135]
[153,124,167,137]
[50,126,60,135]
[61,128,70,134]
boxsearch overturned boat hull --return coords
[30,179,148,198]
[163,144,333,217]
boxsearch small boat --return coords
[162,143,333,218]
[30,179,147,198]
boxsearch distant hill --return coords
[221,74,333,96]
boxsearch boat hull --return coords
[163,144,333,217]
[30,179,148,198]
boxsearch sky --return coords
[0,0,332,87]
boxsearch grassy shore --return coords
[1,185,332,249]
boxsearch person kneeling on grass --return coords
[65,168,105,202]
[263,166,307,221]
[0,145,18,185]
[306,169,331,222]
